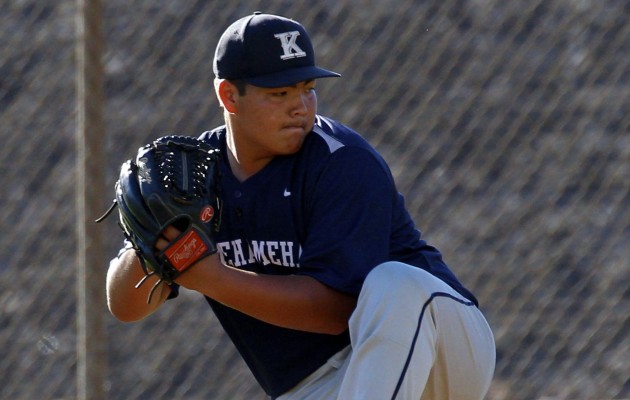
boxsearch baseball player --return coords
[106,12,496,399]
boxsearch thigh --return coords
[340,262,495,400]
[421,296,496,400]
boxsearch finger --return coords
[155,236,170,251]
[162,225,181,241]
[155,226,181,251]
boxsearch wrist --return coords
[175,252,223,292]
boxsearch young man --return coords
[106,12,496,400]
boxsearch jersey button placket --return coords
[234,190,244,220]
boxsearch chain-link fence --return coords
[2,0,629,399]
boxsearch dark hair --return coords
[228,79,247,95]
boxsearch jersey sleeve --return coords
[297,147,397,296]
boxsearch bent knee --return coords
[363,262,450,300]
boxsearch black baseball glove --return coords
[98,135,221,302]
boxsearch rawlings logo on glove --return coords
[164,229,210,271]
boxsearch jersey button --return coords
[234,190,242,198]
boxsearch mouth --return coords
[282,123,306,133]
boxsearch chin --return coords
[282,135,306,154]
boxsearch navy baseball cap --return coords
[213,12,340,88]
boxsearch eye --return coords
[304,80,316,92]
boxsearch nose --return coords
[291,92,310,116]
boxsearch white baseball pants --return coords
[277,261,496,400]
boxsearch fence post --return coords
[75,0,107,399]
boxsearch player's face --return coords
[232,80,317,159]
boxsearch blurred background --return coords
[1,0,629,399]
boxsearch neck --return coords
[226,148,253,182]
[225,124,272,182]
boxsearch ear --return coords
[216,80,238,113]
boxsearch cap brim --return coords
[244,66,341,88]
